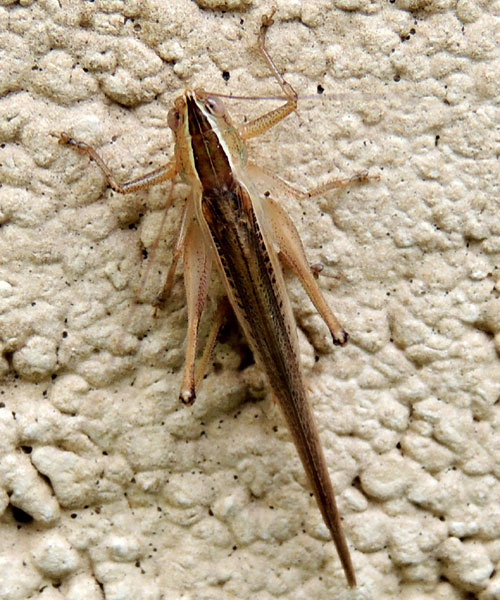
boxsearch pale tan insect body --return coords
[59,13,373,587]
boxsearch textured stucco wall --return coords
[0,0,499,599]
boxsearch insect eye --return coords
[167,108,180,131]
[204,96,225,117]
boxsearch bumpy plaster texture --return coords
[0,0,499,599]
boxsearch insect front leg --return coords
[58,132,177,193]
[239,11,298,141]
[179,220,212,406]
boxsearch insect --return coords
[59,12,370,587]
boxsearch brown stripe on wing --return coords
[202,183,355,585]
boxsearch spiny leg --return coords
[154,199,194,309]
[249,163,378,345]
[247,165,377,338]
[180,221,212,406]
[244,13,377,194]
[59,131,184,300]
[239,11,298,141]
[262,191,348,346]
[252,163,374,200]
[58,132,177,193]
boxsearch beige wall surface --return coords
[0,0,499,598]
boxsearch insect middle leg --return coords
[252,163,373,201]
[58,132,177,193]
